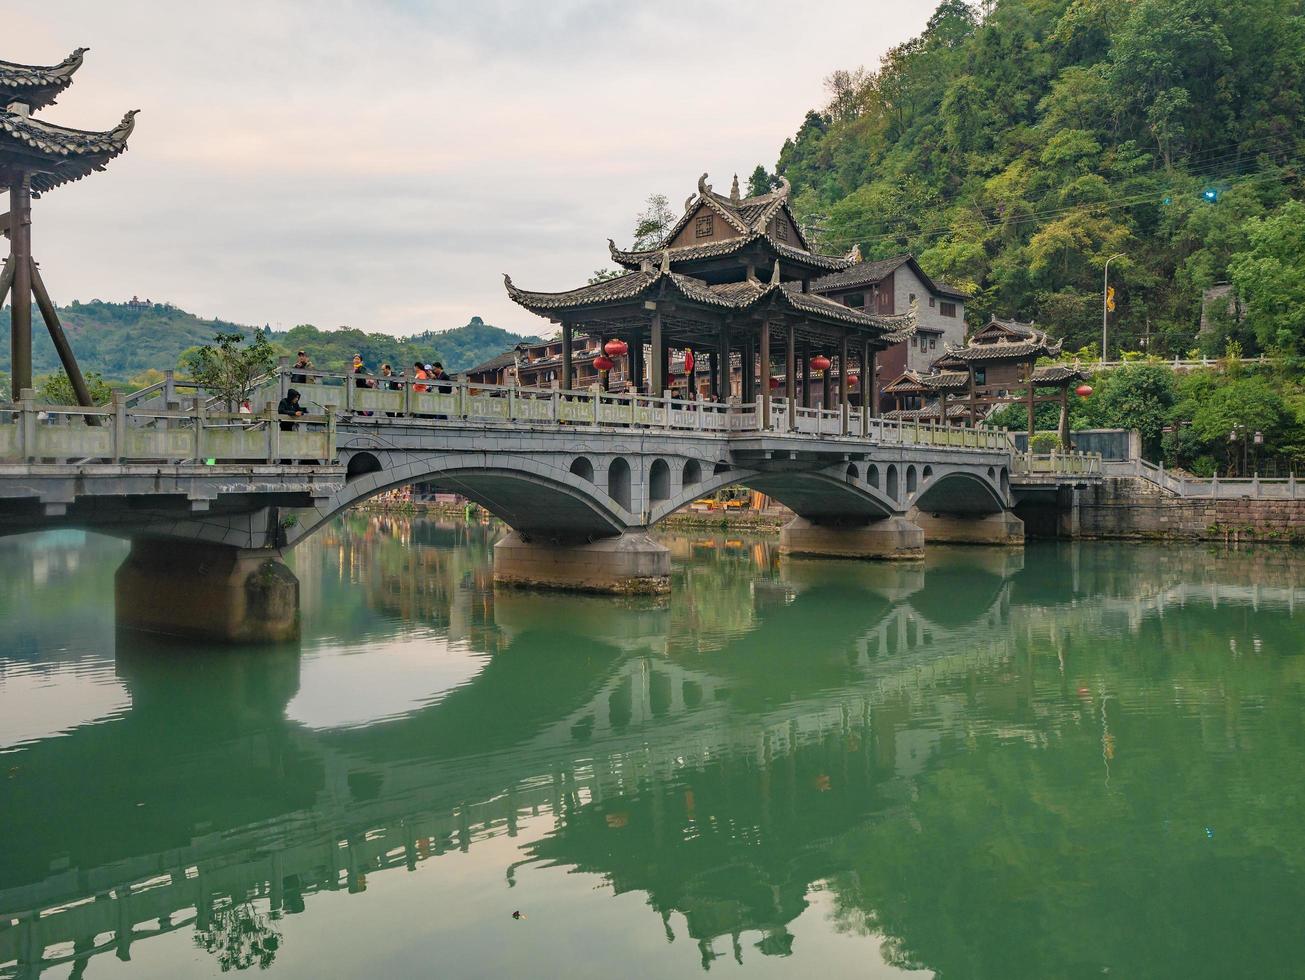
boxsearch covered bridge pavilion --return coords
[504,171,917,434]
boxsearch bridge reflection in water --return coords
[2,522,1305,978]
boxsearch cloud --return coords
[12,1,934,337]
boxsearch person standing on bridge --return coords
[290,350,313,384]
[277,389,304,431]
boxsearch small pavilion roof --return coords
[503,264,918,341]
[809,253,970,301]
[1030,364,1087,385]
[0,108,138,194]
[882,369,969,396]
[938,317,1062,365]
[464,348,521,377]
[0,48,86,111]
[609,233,851,273]
[883,403,972,422]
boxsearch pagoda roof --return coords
[609,232,851,273]
[0,48,86,111]
[883,402,972,422]
[1030,364,1087,384]
[0,108,138,194]
[936,318,1062,365]
[810,253,970,301]
[503,264,917,341]
[881,369,969,395]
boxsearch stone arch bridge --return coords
[4,375,1028,640]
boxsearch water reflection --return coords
[2,519,1304,978]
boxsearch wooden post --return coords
[650,312,664,397]
[0,256,13,311]
[1059,385,1070,449]
[861,340,871,436]
[801,341,811,408]
[111,390,126,461]
[822,355,832,411]
[631,334,644,393]
[1026,362,1036,439]
[785,322,796,431]
[30,259,95,409]
[561,322,574,391]
[968,368,977,428]
[718,324,731,400]
[840,332,850,435]
[742,337,755,404]
[760,320,771,430]
[192,396,204,462]
[10,176,32,401]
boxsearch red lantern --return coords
[1075,384,1093,398]
[769,377,782,390]
[810,355,832,372]
[604,339,628,357]
[593,356,614,372]
[847,373,859,386]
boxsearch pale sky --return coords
[12,1,937,338]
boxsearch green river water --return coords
[2,518,1304,979]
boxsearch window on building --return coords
[695,214,714,238]
[940,301,957,318]
[975,368,986,385]
[929,296,936,308]
[929,337,936,350]
[774,218,788,240]
[844,292,865,309]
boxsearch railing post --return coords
[193,396,205,462]
[325,404,337,461]
[111,389,127,463]
[343,375,353,414]
[592,387,600,425]
[266,407,279,464]
[18,388,37,461]
[663,389,672,430]
[163,370,176,408]
[404,376,413,417]
[551,388,560,424]
[277,357,289,402]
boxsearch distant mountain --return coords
[0,302,538,383]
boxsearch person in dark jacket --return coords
[430,362,454,394]
[278,389,304,431]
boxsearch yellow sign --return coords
[1106,286,1116,312]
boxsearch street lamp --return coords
[1101,253,1125,364]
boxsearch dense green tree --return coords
[36,370,114,406]
[182,331,277,410]
[746,165,774,198]
[1227,201,1305,354]
[1083,362,1177,456]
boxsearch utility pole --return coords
[1101,253,1125,364]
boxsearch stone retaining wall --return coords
[1079,478,1305,544]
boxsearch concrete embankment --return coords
[1075,477,1305,544]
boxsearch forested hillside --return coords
[771,0,1305,357]
[0,301,536,386]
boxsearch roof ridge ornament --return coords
[684,194,695,212]
[640,256,654,273]
[730,173,740,204]
[845,243,862,263]
[660,249,671,274]
[698,172,711,197]
[775,175,791,200]
[770,259,781,286]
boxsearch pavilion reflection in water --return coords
[3,527,1305,977]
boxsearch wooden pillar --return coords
[742,337,755,404]
[650,312,664,395]
[801,342,811,408]
[631,334,644,392]
[939,389,948,426]
[868,347,879,418]
[760,320,771,429]
[861,339,872,435]
[785,323,796,429]
[561,322,574,391]
[840,331,851,434]
[1059,385,1070,449]
[968,368,977,428]
[1026,362,1036,438]
[718,323,731,399]
[822,354,832,409]
[10,175,32,400]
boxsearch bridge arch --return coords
[682,458,702,488]
[570,456,595,482]
[648,459,671,503]
[608,458,632,512]
[285,448,630,547]
[886,465,899,501]
[913,470,1006,515]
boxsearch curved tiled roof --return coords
[942,338,1063,362]
[610,233,852,272]
[505,267,918,339]
[0,49,86,111]
[810,253,971,302]
[0,108,138,194]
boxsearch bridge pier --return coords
[778,516,925,561]
[493,530,671,595]
[908,508,1025,546]
[115,540,300,643]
